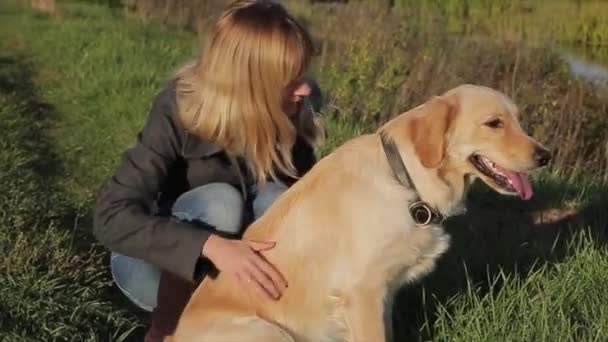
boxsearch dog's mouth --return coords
[469,155,533,200]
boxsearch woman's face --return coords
[283,80,312,116]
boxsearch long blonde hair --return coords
[174,0,320,184]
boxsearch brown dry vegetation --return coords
[119,0,608,182]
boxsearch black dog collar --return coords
[380,133,444,226]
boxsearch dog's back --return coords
[171,133,449,341]
[170,84,549,341]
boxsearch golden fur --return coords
[168,84,550,342]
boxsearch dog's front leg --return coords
[344,290,386,342]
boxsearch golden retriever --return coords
[168,84,551,342]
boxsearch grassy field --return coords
[0,1,607,341]
[122,0,608,181]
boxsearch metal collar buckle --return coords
[409,201,442,226]
[380,133,445,227]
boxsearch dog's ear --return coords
[408,96,455,168]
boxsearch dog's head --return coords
[382,84,550,201]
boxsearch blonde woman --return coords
[93,1,323,340]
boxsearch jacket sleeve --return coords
[93,86,212,283]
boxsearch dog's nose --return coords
[534,147,551,167]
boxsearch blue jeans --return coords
[110,182,288,312]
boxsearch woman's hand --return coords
[201,234,288,300]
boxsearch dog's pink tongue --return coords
[498,167,533,200]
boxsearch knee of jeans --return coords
[172,183,244,235]
[253,182,288,219]
[110,252,160,312]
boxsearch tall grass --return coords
[2,2,197,201]
[391,173,608,340]
[431,233,608,341]
[118,0,608,64]
[0,51,143,340]
[118,0,608,182]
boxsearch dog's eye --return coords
[485,119,503,129]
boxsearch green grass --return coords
[431,233,608,341]
[0,51,143,339]
[117,0,608,182]
[2,2,197,203]
[0,1,607,341]
[299,0,608,182]
[392,174,608,340]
